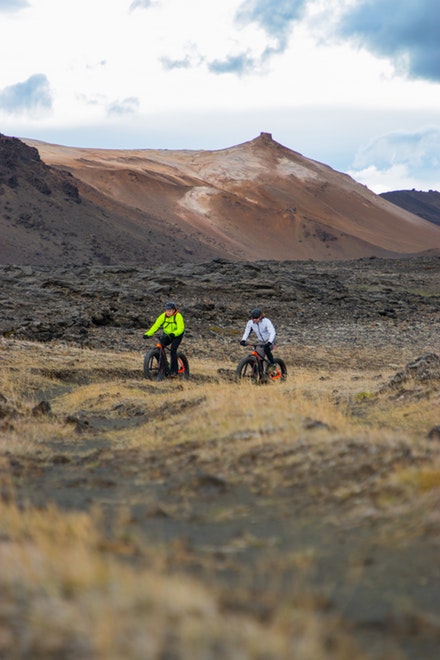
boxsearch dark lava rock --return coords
[386,353,440,388]
[0,257,438,362]
[427,426,440,441]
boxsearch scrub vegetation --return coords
[1,338,439,659]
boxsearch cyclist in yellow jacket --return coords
[144,302,185,376]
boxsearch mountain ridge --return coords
[1,132,439,265]
[379,189,440,227]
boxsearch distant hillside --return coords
[0,134,221,266]
[380,190,440,228]
[1,132,440,266]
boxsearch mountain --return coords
[0,134,221,266]
[1,132,439,266]
[379,189,440,228]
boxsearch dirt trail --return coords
[6,348,439,660]
[1,256,439,659]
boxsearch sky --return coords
[0,0,439,194]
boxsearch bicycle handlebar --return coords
[242,341,270,348]
[144,334,166,347]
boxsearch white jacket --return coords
[241,317,276,344]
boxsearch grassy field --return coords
[1,338,439,659]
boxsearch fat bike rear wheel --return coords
[176,352,190,380]
[264,358,287,382]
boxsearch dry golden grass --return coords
[0,338,438,659]
[0,501,366,660]
[390,464,440,494]
[1,338,436,476]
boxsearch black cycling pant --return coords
[264,343,275,364]
[160,333,183,374]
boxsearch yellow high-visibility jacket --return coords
[144,311,185,337]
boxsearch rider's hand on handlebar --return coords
[240,340,247,346]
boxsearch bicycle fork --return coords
[156,343,169,378]
[250,350,265,379]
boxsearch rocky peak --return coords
[0,132,81,201]
[0,133,42,169]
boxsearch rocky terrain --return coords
[0,255,439,659]
[1,255,438,360]
[1,132,438,266]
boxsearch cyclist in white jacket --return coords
[240,308,276,364]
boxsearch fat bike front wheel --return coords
[144,348,165,381]
[236,356,261,383]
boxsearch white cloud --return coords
[129,0,154,11]
[349,127,440,192]
[107,97,140,117]
[349,164,439,195]
[0,74,52,115]
[0,0,438,193]
[0,0,29,12]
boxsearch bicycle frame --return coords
[144,335,190,381]
[249,341,272,360]
[249,345,266,376]
[244,343,283,382]
[155,341,186,376]
[155,341,169,376]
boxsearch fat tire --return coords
[143,348,162,380]
[176,351,190,380]
[265,357,288,382]
[236,356,260,383]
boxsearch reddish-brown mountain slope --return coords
[10,132,440,264]
[0,134,222,266]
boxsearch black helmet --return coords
[250,308,262,319]
[165,301,177,310]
